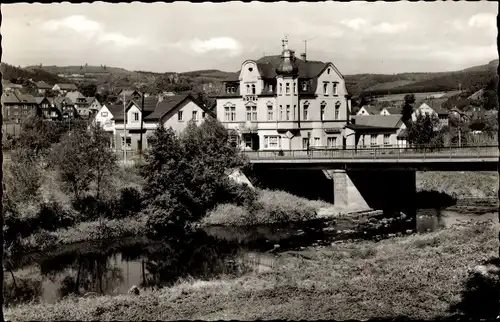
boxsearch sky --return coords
[2,1,498,75]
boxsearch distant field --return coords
[375,90,463,103]
[364,80,417,92]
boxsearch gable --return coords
[240,60,262,82]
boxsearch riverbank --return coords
[6,222,497,321]
[416,171,498,199]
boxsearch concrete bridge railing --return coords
[241,145,499,161]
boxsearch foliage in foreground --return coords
[416,171,498,199]
[140,117,255,235]
[5,223,497,321]
[201,189,332,227]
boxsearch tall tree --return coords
[407,113,444,148]
[401,93,416,124]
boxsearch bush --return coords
[112,187,143,219]
[201,189,322,227]
[38,201,76,231]
[3,276,42,307]
[451,257,500,318]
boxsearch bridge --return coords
[242,145,499,171]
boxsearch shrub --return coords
[38,201,76,231]
[112,187,143,219]
[3,276,42,307]
[451,257,500,318]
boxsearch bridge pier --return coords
[323,169,370,212]
[347,169,417,216]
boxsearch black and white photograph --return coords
[0,1,498,320]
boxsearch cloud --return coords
[468,13,496,29]
[41,15,142,47]
[341,18,409,34]
[373,22,409,34]
[179,37,243,57]
[340,18,368,31]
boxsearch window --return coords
[293,105,296,120]
[230,107,236,121]
[279,83,283,94]
[302,138,309,149]
[285,82,290,94]
[133,112,139,122]
[192,111,198,121]
[279,105,283,120]
[248,67,253,72]
[333,83,338,96]
[370,134,377,146]
[293,82,296,94]
[246,106,257,121]
[314,137,320,146]
[320,103,326,121]
[244,135,252,148]
[269,84,273,92]
[285,105,291,121]
[335,102,340,120]
[327,68,331,75]
[302,82,308,91]
[264,135,281,149]
[178,111,183,121]
[202,112,206,119]
[121,136,132,148]
[246,84,250,94]
[267,104,274,121]
[303,103,309,120]
[251,84,256,95]
[323,83,328,95]
[327,137,337,147]
[384,134,390,146]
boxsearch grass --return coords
[416,171,499,199]
[5,222,498,321]
[201,189,333,227]
[19,217,148,252]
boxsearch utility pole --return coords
[123,92,127,164]
[139,91,144,155]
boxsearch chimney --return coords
[301,53,307,62]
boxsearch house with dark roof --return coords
[53,97,78,119]
[379,106,401,116]
[357,105,381,116]
[214,38,352,151]
[52,83,78,94]
[1,92,39,123]
[345,115,408,148]
[86,97,102,115]
[34,81,52,94]
[65,91,90,117]
[35,96,61,120]
[112,94,212,151]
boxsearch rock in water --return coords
[128,285,140,295]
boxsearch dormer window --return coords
[323,83,328,95]
[269,84,273,92]
[246,84,250,94]
[302,82,308,91]
[285,83,290,94]
[248,67,253,72]
[327,68,331,75]
[251,84,256,95]
[279,83,283,94]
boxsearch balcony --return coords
[243,95,258,102]
[238,121,258,133]
[277,121,300,132]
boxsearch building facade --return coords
[214,39,351,151]
[112,95,211,151]
[1,92,39,123]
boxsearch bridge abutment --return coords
[323,169,370,212]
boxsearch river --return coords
[4,205,498,307]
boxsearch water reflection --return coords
[8,207,495,305]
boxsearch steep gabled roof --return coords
[358,105,381,115]
[351,115,403,129]
[35,81,52,89]
[106,104,126,119]
[144,95,192,121]
[382,107,401,115]
[55,83,78,91]
[65,91,86,103]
